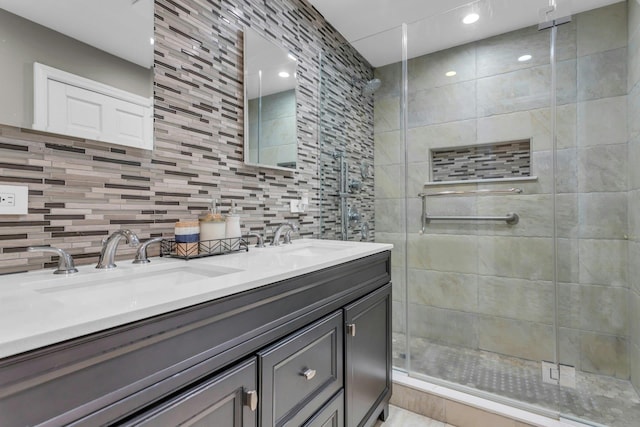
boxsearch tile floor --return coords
[393,334,640,427]
[375,405,456,427]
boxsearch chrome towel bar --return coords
[418,188,522,233]
[424,212,519,225]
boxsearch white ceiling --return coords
[0,0,154,68]
[309,0,624,67]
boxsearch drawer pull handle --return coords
[347,323,356,337]
[302,369,316,380]
[244,390,258,411]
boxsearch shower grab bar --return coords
[418,188,522,233]
[424,212,519,225]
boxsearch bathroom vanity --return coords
[0,240,392,427]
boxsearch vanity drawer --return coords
[259,311,343,427]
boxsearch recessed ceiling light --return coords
[518,54,532,62]
[445,71,457,77]
[278,71,290,78]
[463,13,480,24]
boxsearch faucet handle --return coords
[133,237,164,264]
[28,246,79,275]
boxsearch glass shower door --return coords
[400,0,562,416]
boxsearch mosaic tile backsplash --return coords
[431,140,531,182]
[0,0,375,275]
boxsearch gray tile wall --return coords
[0,0,374,274]
[628,0,640,393]
[375,3,631,379]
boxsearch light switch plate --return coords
[0,185,28,215]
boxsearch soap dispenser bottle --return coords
[199,198,226,243]
[225,201,241,249]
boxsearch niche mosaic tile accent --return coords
[0,0,375,275]
[431,140,531,182]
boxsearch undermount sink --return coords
[32,264,242,303]
[276,241,350,257]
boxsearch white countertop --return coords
[0,239,392,359]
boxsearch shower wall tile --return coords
[374,163,405,199]
[628,25,640,92]
[629,85,640,141]
[579,285,629,336]
[477,276,555,324]
[478,316,554,361]
[476,60,576,117]
[476,109,548,151]
[578,239,628,287]
[557,238,580,283]
[408,81,476,127]
[577,143,628,192]
[629,144,640,195]
[408,269,478,312]
[558,326,581,368]
[407,233,478,273]
[409,303,478,348]
[631,343,640,392]
[477,236,554,281]
[631,290,640,357]
[373,96,400,133]
[475,24,568,78]
[628,240,640,294]
[408,119,477,161]
[558,283,582,329]
[580,331,629,379]
[577,47,628,101]
[577,96,628,147]
[374,198,405,233]
[577,2,627,57]
[406,162,430,195]
[475,194,556,238]
[375,232,406,271]
[578,192,628,239]
[409,44,476,90]
[374,130,402,166]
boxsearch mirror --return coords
[0,0,153,146]
[244,27,298,170]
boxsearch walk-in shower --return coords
[320,0,639,426]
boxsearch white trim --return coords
[32,62,153,150]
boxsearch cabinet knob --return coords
[302,368,316,380]
[346,323,356,337]
[244,390,258,411]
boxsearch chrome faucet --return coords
[270,222,299,246]
[96,229,140,269]
[27,246,78,275]
[244,231,266,248]
[133,237,164,264]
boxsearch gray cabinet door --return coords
[344,283,392,427]
[123,358,258,427]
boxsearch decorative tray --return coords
[160,237,249,260]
